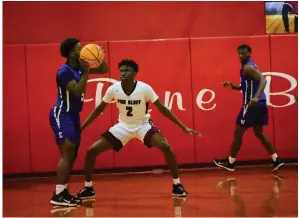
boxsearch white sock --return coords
[272,153,278,161]
[85,181,92,187]
[174,206,182,217]
[56,184,66,195]
[229,156,236,164]
[173,178,180,185]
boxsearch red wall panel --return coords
[3,2,265,44]
[109,39,196,168]
[3,45,31,174]
[190,36,274,163]
[269,35,298,158]
[25,42,113,173]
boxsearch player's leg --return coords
[76,123,131,199]
[151,132,188,197]
[282,3,292,32]
[49,108,81,207]
[253,101,284,171]
[214,106,248,171]
[138,121,187,197]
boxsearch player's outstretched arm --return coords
[81,101,108,130]
[82,84,115,130]
[153,99,201,136]
[90,60,109,74]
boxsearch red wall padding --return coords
[3,46,31,174]
[3,35,298,174]
[3,2,265,44]
[269,35,298,158]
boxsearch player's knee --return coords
[158,141,172,153]
[253,129,264,138]
[60,140,76,161]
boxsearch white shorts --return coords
[103,120,160,151]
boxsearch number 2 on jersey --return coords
[126,106,133,116]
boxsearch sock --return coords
[173,178,180,185]
[85,181,92,187]
[229,156,236,164]
[272,153,278,161]
[230,186,236,196]
[174,206,182,217]
[56,184,66,195]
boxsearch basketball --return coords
[80,44,105,68]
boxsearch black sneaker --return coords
[75,186,96,200]
[172,184,188,197]
[272,157,284,172]
[50,189,80,207]
[68,192,83,204]
[213,158,235,171]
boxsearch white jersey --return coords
[102,81,159,125]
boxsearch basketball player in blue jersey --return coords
[74,59,200,199]
[213,44,284,172]
[49,38,108,207]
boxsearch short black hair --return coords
[118,59,139,72]
[238,44,251,53]
[60,38,80,58]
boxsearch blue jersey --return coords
[54,64,84,114]
[240,60,266,105]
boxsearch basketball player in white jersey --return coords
[75,59,200,198]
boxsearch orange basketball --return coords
[80,44,105,68]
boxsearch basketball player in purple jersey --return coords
[213,44,284,172]
[49,38,108,207]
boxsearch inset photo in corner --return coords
[265,1,298,33]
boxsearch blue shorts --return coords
[236,100,268,128]
[49,107,81,146]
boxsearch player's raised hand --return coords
[79,58,91,73]
[182,126,201,136]
[222,81,232,89]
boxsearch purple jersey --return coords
[240,60,266,106]
[54,64,84,114]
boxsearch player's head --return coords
[237,44,251,63]
[118,59,138,82]
[60,38,82,62]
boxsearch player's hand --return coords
[80,58,91,73]
[182,127,201,136]
[249,96,259,107]
[222,81,232,89]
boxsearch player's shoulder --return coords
[137,80,153,90]
[57,64,72,75]
[108,81,122,90]
[245,60,258,69]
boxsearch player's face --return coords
[119,65,136,82]
[72,43,82,61]
[238,48,250,63]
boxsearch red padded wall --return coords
[269,35,298,158]
[3,45,31,174]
